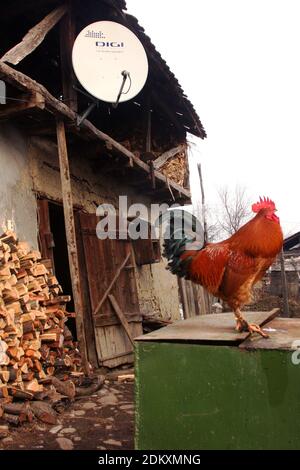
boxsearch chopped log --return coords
[22,372,35,382]
[117,373,135,382]
[51,376,75,399]
[24,379,43,393]
[7,346,24,361]
[7,367,22,382]
[30,401,57,425]
[0,425,9,438]
[22,320,35,334]
[20,312,36,323]
[25,349,41,360]
[2,412,20,426]
[0,370,10,382]
[75,376,105,397]
[9,387,34,401]
[43,295,71,305]
[46,366,55,376]
[45,389,71,414]
[0,352,10,366]
[0,385,9,398]
[2,402,28,416]
[40,332,60,342]
[0,231,18,244]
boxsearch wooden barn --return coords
[0,0,206,371]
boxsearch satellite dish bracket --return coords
[75,70,131,126]
[77,101,98,127]
[112,70,131,109]
[73,85,98,127]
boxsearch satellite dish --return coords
[72,21,148,104]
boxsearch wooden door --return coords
[37,199,55,269]
[79,213,142,368]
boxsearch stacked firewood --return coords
[160,150,187,187]
[0,231,81,404]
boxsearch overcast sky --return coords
[126,0,300,236]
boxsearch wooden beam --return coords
[146,93,152,153]
[0,61,190,200]
[1,5,68,66]
[153,144,185,170]
[0,92,45,120]
[56,118,90,376]
[280,249,290,317]
[108,295,134,346]
[59,1,77,112]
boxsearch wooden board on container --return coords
[240,317,300,350]
[135,309,279,344]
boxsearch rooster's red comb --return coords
[252,196,276,213]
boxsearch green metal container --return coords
[135,311,300,450]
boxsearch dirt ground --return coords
[0,380,134,450]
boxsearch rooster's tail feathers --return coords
[160,210,204,278]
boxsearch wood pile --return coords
[0,231,82,426]
[160,149,188,187]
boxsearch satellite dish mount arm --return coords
[75,70,131,126]
[112,70,131,109]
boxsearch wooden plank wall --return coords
[179,278,213,318]
[79,213,143,368]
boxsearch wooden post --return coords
[197,162,210,313]
[197,163,207,244]
[178,277,189,319]
[280,249,290,317]
[146,93,152,153]
[59,0,77,112]
[56,118,90,375]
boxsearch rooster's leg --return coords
[234,309,269,338]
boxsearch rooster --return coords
[163,197,283,337]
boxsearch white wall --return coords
[0,124,38,248]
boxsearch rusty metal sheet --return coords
[135,309,279,344]
[240,317,300,350]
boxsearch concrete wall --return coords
[0,124,38,248]
[136,252,181,321]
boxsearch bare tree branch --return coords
[217,185,251,236]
